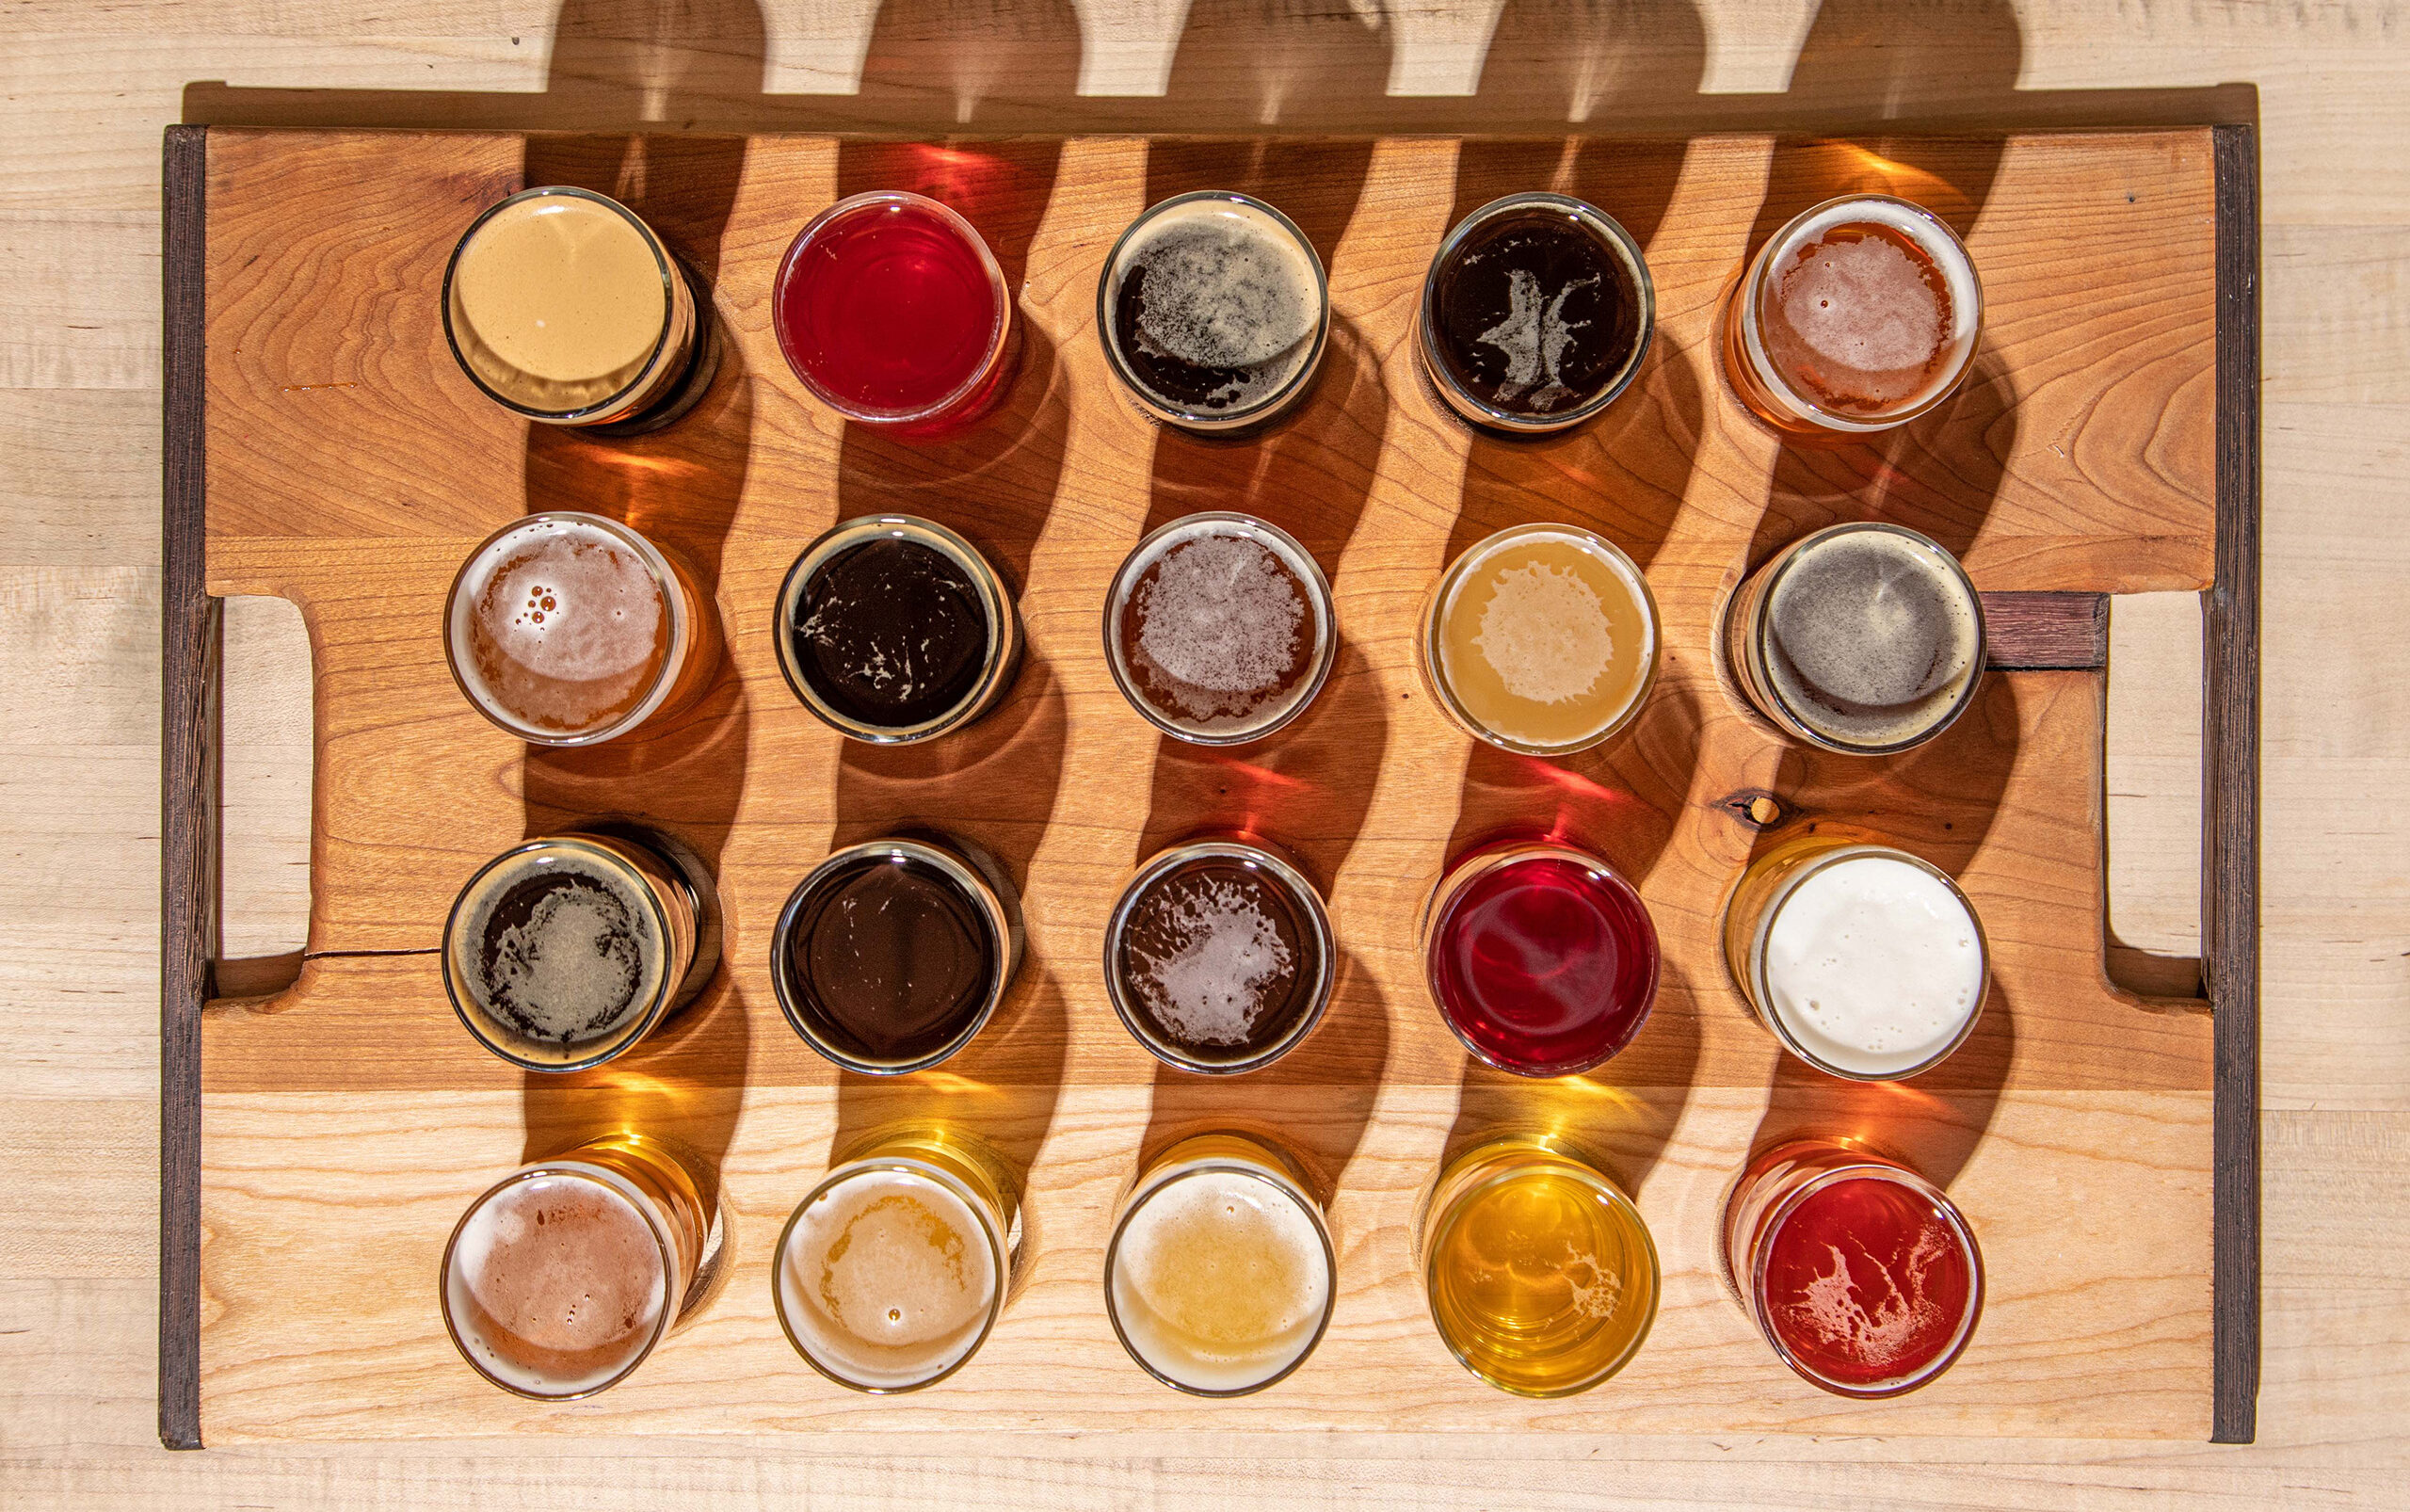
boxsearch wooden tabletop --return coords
[5,0,2403,1505]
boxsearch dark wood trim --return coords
[160,121,212,1453]
[2208,121,2262,1446]
[1981,590,2107,670]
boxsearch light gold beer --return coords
[773,1125,1019,1392]
[1104,1131,1336,1396]
[1419,1133,1659,1397]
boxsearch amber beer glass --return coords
[440,1130,715,1399]
[1722,193,1983,438]
[773,1125,1020,1391]
[444,511,719,747]
[1418,1133,1660,1396]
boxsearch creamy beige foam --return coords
[778,1166,999,1390]
[1764,854,1984,1076]
[1111,1166,1330,1391]
[451,192,670,413]
[445,1168,667,1396]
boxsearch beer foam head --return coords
[1435,527,1656,750]
[1117,517,1328,736]
[451,191,668,409]
[1110,196,1324,416]
[1110,1165,1331,1392]
[1749,195,1981,424]
[777,1165,1001,1390]
[1762,853,1984,1076]
[451,515,677,738]
[1764,528,1981,748]
[452,843,665,1064]
[444,1168,668,1396]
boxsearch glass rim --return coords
[1101,510,1337,747]
[771,1152,1011,1393]
[1101,1136,1338,1398]
[442,185,683,425]
[1747,1157,1986,1398]
[1742,841,1991,1081]
[773,190,1012,427]
[1418,1134,1661,1398]
[1420,522,1663,757]
[1418,191,1657,434]
[1101,837,1336,1075]
[1736,192,1985,434]
[769,837,1017,1074]
[772,514,1019,745]
[1419,840,1661,1078]
[1094,189,1333,432]
[442,510,694,748]
[440,832,691,1073]
[438,1158,683,1402]
[1741,520,1988,756]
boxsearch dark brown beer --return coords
[1422,195,1651,431]
[772,839,1019,1072]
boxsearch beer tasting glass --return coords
[1103,512,1336,746]
[774,1125,1020,1392]
[1419,1133,1660,1396]
[773,515,1022,745]
[1420,523,1661,758]
[442,829,720,1072]
[1722,1139,1985,1397]
[1103,836,1335,1074]
[1722,833,1989,1081]
[442,186,711,431]
[1097,191,1331,433]
[1722,193,1983,438]
[771,834,1024,1074]
[773,191,1016,434]
[440,1130,715,1399]
[1422,839,1660,1078]
[1104,1131,1337,1395]
[1723,521,1986,755]
[1418,193,1654,434]
[444,510,719,748]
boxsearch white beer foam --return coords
[1764,854,1984,1076]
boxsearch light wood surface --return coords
[191,124,2218,1441]
[6,0,2406,1505]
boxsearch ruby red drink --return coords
[774,192,1013,433]
[1722,1140,1984,1397]
[1420,842,1659,1077]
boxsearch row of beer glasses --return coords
[430,174,1995,1404]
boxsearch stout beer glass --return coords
[442,830,720,1072]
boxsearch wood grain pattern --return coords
[157,121,209,1454]
[2208,121,2262,1446]
[188,126,2227,1442]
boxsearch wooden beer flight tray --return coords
[159,122,2259,1448]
